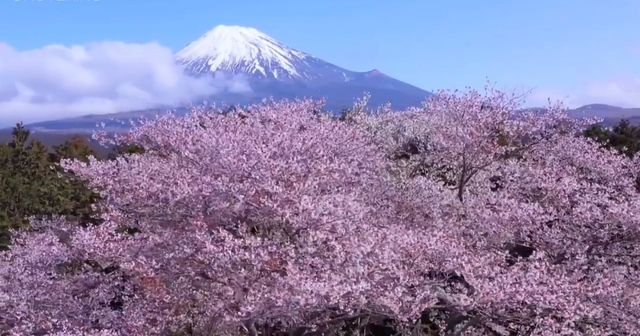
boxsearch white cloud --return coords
[526,76,640,109]
[583,77,640,107]
[0,41,250,126]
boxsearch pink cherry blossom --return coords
[1,90,638,335]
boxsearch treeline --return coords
[0,123,146,248]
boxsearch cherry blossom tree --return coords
[1,91,639,336]
[356,87,640,335]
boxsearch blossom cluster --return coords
[1,91,638,335]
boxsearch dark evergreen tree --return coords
[0,125,99,248]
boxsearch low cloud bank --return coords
[0,41,250,126]
[527,77,640,109]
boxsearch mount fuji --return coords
[174,25,432,111]
[26,25,432,132]
[177,25,324,81]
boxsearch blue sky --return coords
[0,0,639,124]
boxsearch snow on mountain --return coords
[176,25,382,85]
[175,24,432,112]
[176,25,310,79]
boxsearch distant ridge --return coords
[22,103,640,134]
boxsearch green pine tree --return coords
[0,124,100,248]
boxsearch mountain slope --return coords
[22,25,433,132]
[176,25,432,111]
[567,104,640,126]
[569,104,640,119]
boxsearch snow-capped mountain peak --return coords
[176,25,309,79]
[173,24,432,110]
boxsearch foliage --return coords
[1,93,639,335]
[584,119,640,158]
[0,124,99,248]
[106,143,146,159]
[53,135,97,163]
